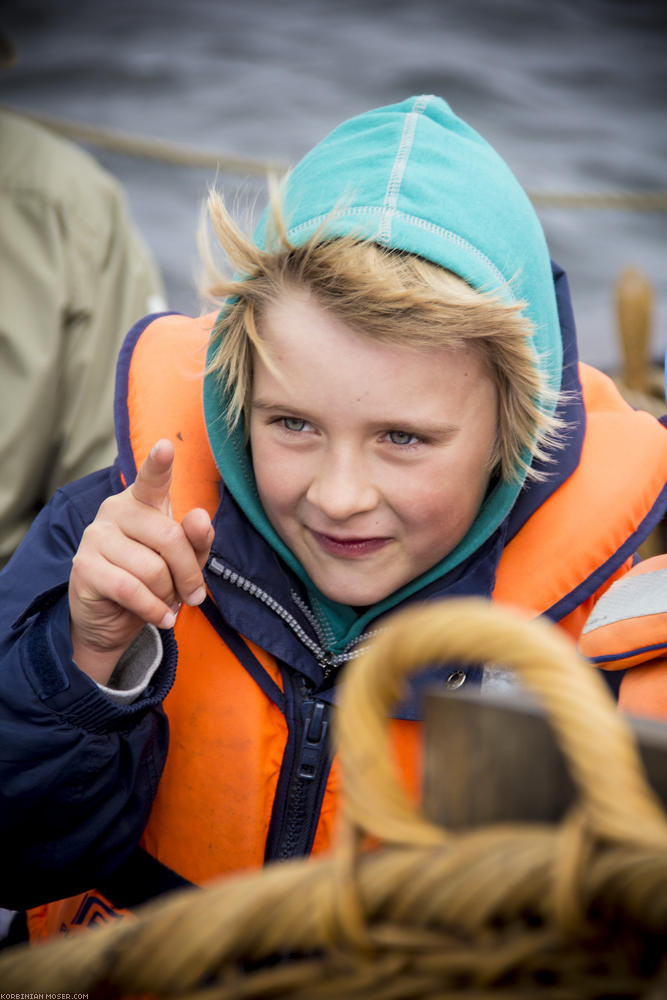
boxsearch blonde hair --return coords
[200,187,563,483]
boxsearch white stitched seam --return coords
[377,95,431,245]
[288,206,510,294]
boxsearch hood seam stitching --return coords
[288,206,510,292]
[377,95,430,245]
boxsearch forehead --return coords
[255,285,486,366]
[251,290,496,422]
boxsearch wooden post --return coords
[615,266,654,393]
[613,266,665,556]
[423,687,667,828]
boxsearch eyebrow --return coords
[251,397,461,439]
[251,398,296,412]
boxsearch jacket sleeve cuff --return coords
[96,625,163,705]
[16,585,177,730]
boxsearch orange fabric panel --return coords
[140,605,288,885]
[581,615,667,671]
[390,719,424,805]
[578,556,667,719]
[557,556,634,642]
[27,890,130,940]
[312,719,423,856]
[126,312,219,521]
[579,555,667,669]
[28,610,288,941]
[613,555,667,579]
[494,364,667,617]
[619,658,667,721]
[311,753,342,856]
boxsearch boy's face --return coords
[249,288,499,607]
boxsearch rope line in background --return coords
[4,103,667,210]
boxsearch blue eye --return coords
[388,430,417,446]
[282,417,307,432]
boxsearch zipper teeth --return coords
[209,557,326,660]
[337,626,387,663]
[279,779,308,859]
[291,591,336,647]
[290,592,387,662]
[208,556,381,669]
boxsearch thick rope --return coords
[1,599,667,996]
[335,599,667,851]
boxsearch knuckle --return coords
[86,518,112,543]
[71,545,96,582]
[160,519,186,550]
[184,571,204,595]
[142,553,163,585]
[98,493,123,517]
[115,574,143,608]
[145,561,174,600]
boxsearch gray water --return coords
[3,0,666,371]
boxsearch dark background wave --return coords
[2,0,666,370]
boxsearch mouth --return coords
[310,529,392,558]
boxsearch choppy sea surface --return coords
[3,0,666,370]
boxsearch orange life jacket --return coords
[28,312,667,939]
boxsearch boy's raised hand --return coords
[69,439,214,685]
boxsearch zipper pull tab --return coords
[297,699,329,780]
[320,650,337,684]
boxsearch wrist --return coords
[70,623,139,685]
[97,626,163,705]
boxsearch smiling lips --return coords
[310,529,392,558]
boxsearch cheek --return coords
[394,460,491,537]
[417,495,469,538]
[250,435,278,504]
[252,438,303,515]
[392,478,457,529]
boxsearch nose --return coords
[305,451,379,522]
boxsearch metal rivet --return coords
[445,670,466,690]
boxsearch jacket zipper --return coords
[207,555,379,683]
[264,691,333,861]
[207,555,379,860]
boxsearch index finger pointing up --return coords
[131,439,175,513]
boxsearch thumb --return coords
[131,439,174,513]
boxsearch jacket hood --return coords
[255,94,562,399]
[203,95,565,647]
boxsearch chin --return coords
[316,579,394,608]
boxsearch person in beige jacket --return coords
[0,105,166,567]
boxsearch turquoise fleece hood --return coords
[203,95,562,650]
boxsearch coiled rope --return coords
[1,597,667,997]
[4,102,667,210]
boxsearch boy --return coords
[2,95,667,938]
